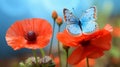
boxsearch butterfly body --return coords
[63,6,98,36]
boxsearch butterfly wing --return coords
[63,8,79,24]
[81,21,98,34]
[80,6,96,22]
[80,6,98,34]
[66,24,82,35]
[63,8,82,35]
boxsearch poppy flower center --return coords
[80,40,90,47]
[25,31,37,42]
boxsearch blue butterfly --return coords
[63,6,98,36]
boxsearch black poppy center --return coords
[80,40,90,47]
[25,31,37,42]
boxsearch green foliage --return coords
[110,46,120,58]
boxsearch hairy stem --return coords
[86,58,89,67]
[49,19,55,55]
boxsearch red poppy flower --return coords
[50,54,60,67]
[112,27,120,37]
[54,57,60,67]
[6,18,52,50]
[74,58,95,67]
[57,24,112,65]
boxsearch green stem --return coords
[49,19,55,55]
[58,26,62,67]
[40,49,45,57]
[66,49,69,67]
[86,58,89,67]
[32,50,39,67]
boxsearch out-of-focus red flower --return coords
[50,54,60,67]
[54,57,60,67]
[111,57,120,64]
[112,27,120,37]
[74,58,95,67]
[57,24,112,65]
[6,18,52,50]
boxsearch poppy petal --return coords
[68,46,84,65]
[88,49,104,58]
[68,45,96,65]
[91,30,112,50]
[57,30,80,47]
[104,24,113,32]
[6,22,25,50]
[74,58,95,67]
[57,30,85,47]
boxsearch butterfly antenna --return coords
[72,8,74,10]
[72,8,79,19]
[72,8,76,14]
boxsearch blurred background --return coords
[0,0,120,67]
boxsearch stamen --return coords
[25,31,37,42]
[80,40,90,47]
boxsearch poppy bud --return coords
[56,16,63,26]
[52,11,58,20]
